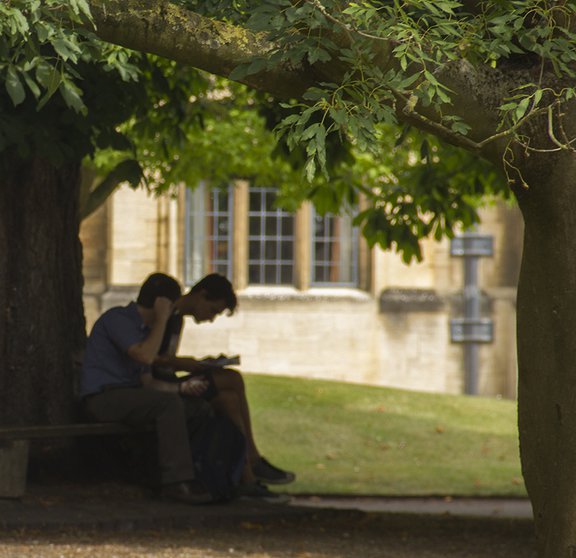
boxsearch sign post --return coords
[450,233,494,395]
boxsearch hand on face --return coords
[153,296,174,323]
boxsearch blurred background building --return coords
[81,182,522,398]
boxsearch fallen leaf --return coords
[240,521,264,530]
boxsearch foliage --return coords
[107,69,302,195]
[0,0,509,262]
[0,0,142,163]
[0,1,226,200]
[246,373,525,496]
[230,0,576,185]
[275,123,505,262]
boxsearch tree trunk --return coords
[0,153,86,427]
[514,149,576,557]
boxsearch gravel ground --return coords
[0,481,537,558]
[0,495,537,558]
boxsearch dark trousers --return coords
[84,387,211,485]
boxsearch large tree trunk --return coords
[0,153,86,427]
[514,149,576,557]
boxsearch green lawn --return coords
[245,373,526,497]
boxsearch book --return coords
[198,354,241,368]
[174,354,241,378]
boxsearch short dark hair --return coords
[137,273,182,308]
[190,273,237,314]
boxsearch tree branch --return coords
[87,0,316,99]
[79,159,142,220]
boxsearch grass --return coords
[244,373,526,497]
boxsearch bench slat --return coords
[0,423,151,440]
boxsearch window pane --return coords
[185,184,233,285]
[249,218,261,236]
[247,187,294,285]
[281,241,293,260]
[280,264,294,284]
[214,262,229,276]
[264,240,277,260]
[281,217,293,236]
[311,211,358,286]
[249,240,260,260]
[217,216,229,234]
[264,264,277,284]
[265,216,278,236]
[248,264,260,284]
[314,265,327,283]
[264,191,276,211]
[249,190,262,212]
[215,240,228,259]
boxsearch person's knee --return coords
[154,392,186,418]
[215,368,245,393]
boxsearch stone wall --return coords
[80,185,522,399]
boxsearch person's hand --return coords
[154,296,174,323]
[180,376,209,397]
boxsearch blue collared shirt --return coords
[80,302,150,397]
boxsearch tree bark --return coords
[88,0,315,99]
[0,153,86,427]
[514,148,576,557]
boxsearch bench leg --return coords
[0,440,29,498]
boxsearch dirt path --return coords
[0,505,536,558]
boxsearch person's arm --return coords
[141,371,209,396]
[153,354,210,374]
[127,297,173,365]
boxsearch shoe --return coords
[162,480,214,505]
[237,481,291,504]
[252,457,296,485]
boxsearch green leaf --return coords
[308,48,331,65]
[532,89,543,109]
[59,79,86,114]
[6,66,25,106]
[22,73,41,99]
[36,63,62,111]
[34,21,52,43]
[228,63,250,81]
[397,73,420,90]
[52,36,81,62]
[239,57,268,78]
[329,107,347,126]
[515,97,530,121]
[305,156,316,182]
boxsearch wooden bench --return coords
[0,422,152,498]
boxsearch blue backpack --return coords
[189,413,246,502]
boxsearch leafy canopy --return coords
[228,0,576,175]
[1,0,515,262]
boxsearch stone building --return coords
[80,181,523,398]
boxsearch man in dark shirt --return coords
[80,278,214,505]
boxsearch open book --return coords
[198,354,241,368]
[174,354,241,379]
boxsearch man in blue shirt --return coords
[80,277,214,505]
